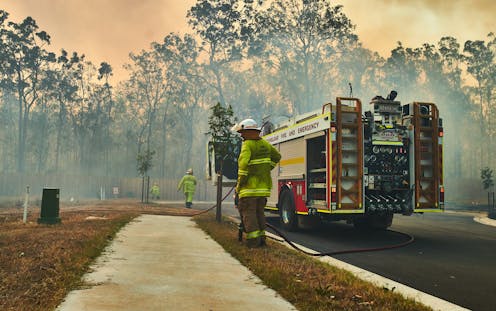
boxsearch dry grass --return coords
[194,214,432,311]
[1,199,431,311]
[0,199,198,311]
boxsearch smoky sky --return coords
[2,0,495,81]
[1,0,193,81]
[339,0,495,55]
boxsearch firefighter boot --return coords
[259,236,266,247]
[246,238,260,248]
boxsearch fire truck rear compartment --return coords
[306,135,327,207]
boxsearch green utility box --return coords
[38,188,61,224]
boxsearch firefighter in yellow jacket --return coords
[150,182,160,200]
[177,168,197,208]
[232,119,281,248]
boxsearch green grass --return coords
[194,213,432,311]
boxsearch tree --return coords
[481,167,495,216]
[481,167,494,190]
[437,37,472,179]
[254,0,356,113]
[137,149,155,203]
[383,42,421,100]
[0,14,55,172]
[43,49,83,171]
[464,35,496,167]
[97,61,114,175]
[207,102,239,221]
[153,33,205,175]
[187,0,249,106]
[124,49,169,156]
[207,102,239,172]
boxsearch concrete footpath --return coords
[57,211,495,311]
[57,215,297,311]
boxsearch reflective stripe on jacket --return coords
[236,138,281,198]
[178,175,197,193]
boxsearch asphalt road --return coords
[265,211,496,311]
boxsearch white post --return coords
[100,186,106,200]
[23,185,30,223]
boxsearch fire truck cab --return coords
[263,96,444,230]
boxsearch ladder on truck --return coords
[413,102,440,210]
[334,98,364,212]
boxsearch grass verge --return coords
[0,210,139,311]
[0,199,201,311]
[194,213,432,311]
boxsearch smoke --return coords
[3,0,494,79]
[337,0,495,57]
[1,0,195,80]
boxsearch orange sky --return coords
[2,0,495,82]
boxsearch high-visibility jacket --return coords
[177,175,197,193]
[236,138,281,198]
[150,185,160,196]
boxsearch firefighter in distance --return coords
[177,168,197,208]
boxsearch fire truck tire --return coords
[370,214,393,230]
[353,216,369,230]
[279,189,298,231]
[353,214,393,230]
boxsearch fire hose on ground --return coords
[226,186,415,256]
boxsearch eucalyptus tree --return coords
[0,10,9,88]
[42,50,83,171]
[187,0,252,106]
[123,48,169,170]
[438,37,464,90]
[97,62,114,174]
[437,37,473,177]
[464,34,496,166]
[0,11,14,171]
[69,59,109,172]
[221,62,288,124]
[382,42,421,101]
[252,0,356,114]
[30,95,50,172]
[336,45,385,99]
[153,33,205,175]
[0,13,55,172]
[0,93,17,172]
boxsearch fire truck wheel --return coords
[353,214,393,230]
[370,213,393,230]
[279,188,298,231]
[353,216,370,230]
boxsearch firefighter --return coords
[177,168,197,208]
[150,182,160,200]
[232,118,281,248]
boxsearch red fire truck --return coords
[262,96,444,230]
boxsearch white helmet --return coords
[231,118,261,132]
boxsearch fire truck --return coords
[262,95,444,230]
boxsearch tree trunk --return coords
[55,101,66,172]
[216,172,223,222]
[17,85,24,172]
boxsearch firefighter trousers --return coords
[184,192,194,208]
[238,197,267,247]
